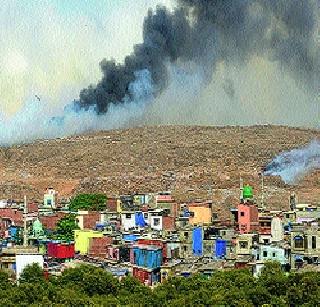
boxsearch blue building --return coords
[192,227,203,256]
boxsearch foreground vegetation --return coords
[0,262,319,306]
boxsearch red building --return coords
[258,215,272,235]
[132,266,160,286]
[88,236,113,258]
[0,208,23,228]
[47,242,75,259]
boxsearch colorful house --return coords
[74,230,103,255]
[238,202,259,234]
[188,203,212,226]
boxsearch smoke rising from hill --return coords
[0,70,154,145]
[76,0,320,116]
[264,140,320,184]
[0,0,319,146]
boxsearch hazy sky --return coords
[0,0,173,114]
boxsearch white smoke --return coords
[264,140,320,184]
[0,69,154,146]
[142,62,206,125]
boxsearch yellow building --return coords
[74,230,103,255]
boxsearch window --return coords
[240,212,245,217]
[125,213,131,219]
[153,218,160,226]
[144,213,148,218]
[184,232,189,238]
[263,251,268,258]
[312,236,317,249]
[272,253,276,258]
[294,236,304,249]
[263,239,269,244]
[286,214,290,218]
[239,241,248,249]
[47,199,52,205]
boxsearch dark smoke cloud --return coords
[179,0,319,85]
[75,0,319,114]
[77,7,192,114]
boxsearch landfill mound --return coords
[0,125,319,213]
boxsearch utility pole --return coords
[261,171,265,210]
[240,176,244,203]
[23,195,28,247]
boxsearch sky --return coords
[0,0,173,115]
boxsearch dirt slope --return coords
[0,125,319,214]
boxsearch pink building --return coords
[238,203,259,234]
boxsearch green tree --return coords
[118,276,152,305]
[60,265,119,297]
[69,193,107,212]
[55,214,79,241]
[19,263,45,284]
[258,261,288,298]
[0,270,11,291]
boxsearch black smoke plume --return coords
[75,0,319,114]
[77,7,192,114]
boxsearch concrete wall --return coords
[258,245,287,264]
[151,215,163,231]
[121,213,136,231]
[271,216,284,242]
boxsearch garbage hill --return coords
[0,125,319,215]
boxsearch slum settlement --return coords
[0,186,319,286]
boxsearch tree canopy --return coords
[69,194,107,212]
[54,214,80,241]
[0,262,319,306]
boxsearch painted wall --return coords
[189,207,212,225]
[258,245,287,264]
[192,227,203,256]
[133,247,162,269]
[238,203,259,234]
[74,230,103,255]
[215,239,227,259]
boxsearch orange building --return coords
[188,202,212,225]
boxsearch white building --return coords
[43,188,56,208]
[121,212,136,231]
[271,216,284,242]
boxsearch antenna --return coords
[23,195,28,247]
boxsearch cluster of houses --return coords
[0,186,319,286]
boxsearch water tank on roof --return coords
[243,185,253,199]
